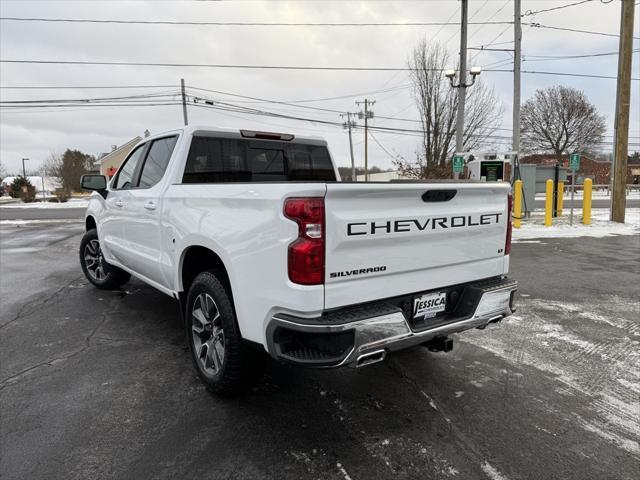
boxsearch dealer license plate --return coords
[413,292,447,319]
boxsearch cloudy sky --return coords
[1,0,638,175]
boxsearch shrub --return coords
[10,176,36,202]
[54,188,70,203]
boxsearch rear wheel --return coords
[186,271,265,395]
[79,229,130,289]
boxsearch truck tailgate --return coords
[324,182,510,309]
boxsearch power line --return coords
[0,17,513,27]
[0,59,430,71]
[0,84,179,90]
[523,48,640,62]
[468,0,511,42]
[2,59,636,79]
[0,91,180,104]
[188,84,410,105]
[369,132,401,162]
[523,0,594,16]
[520,69,636,80]
[1,103,182,112]
[523,22,640,39]
[428,5,460,42]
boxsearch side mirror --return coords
[81,175,107,191]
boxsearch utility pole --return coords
[611,0,635,223]
[181,78,188,126]
[356,99,375,181]
[340,112,357,181]
[512,0,522,182]
[454,0,469,180]
[21,158,28,178]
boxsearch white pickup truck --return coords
[80,126,517,395]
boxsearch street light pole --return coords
[512,0,522,182]
[454,0,469,181]
[21,158,29,178]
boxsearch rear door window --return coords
[113,144,146,190]
[138,136,178,188]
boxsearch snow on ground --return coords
[0,198,89,209]
[462,296,640,458]
[513,208,640,240]
[0,219,82,225]
[534,190,639,199]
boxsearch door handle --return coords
[144,201,157,211]
[114,200,125,207]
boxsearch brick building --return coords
[520,154,640,185]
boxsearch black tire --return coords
[79,229,131,290]
[185,271,265,396]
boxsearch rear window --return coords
[182,136,336,183]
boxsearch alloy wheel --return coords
[191,293,226,376]
[84,239,106,281]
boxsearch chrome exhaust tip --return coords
[355,349,386,368]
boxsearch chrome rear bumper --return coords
[266,277,517,367]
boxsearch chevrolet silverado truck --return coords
[80,126,517,395]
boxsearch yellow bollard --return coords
[556,181,564,216]
[583,178,593,225]
[545,179,553,227]
[513,180,523,228]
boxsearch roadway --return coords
[1,198,638,222]
[1,221,638,480]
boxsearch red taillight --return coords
[284,197,325,285]
[505,192,513,255]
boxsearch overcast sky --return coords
[1,0,638,175]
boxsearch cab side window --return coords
[113,145,146,190]
[138,136,178,188]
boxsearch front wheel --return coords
[79,229,130,289]
[186,271,265,395]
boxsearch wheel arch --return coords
[85,215,97,232]
[179,245,233,301]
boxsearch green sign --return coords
[453,155,465,173]
[570,153,580,171]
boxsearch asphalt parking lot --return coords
[1,221,638,480]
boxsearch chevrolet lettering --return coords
[347,213,502,236]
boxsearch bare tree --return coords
[44,152,63,178]
[44,149,94,194]
[520,85,606,157]
[395,40,504,178]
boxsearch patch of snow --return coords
[579,420,640,457]
[513,208,639,239]
[0,219,83,225]
[0,198,88,209]
[0,219,82,225]
[420,390,438,410]
[481,462,510,480]
[617,378,640,395]
[336,462,353,480]
[455,391,464,398]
